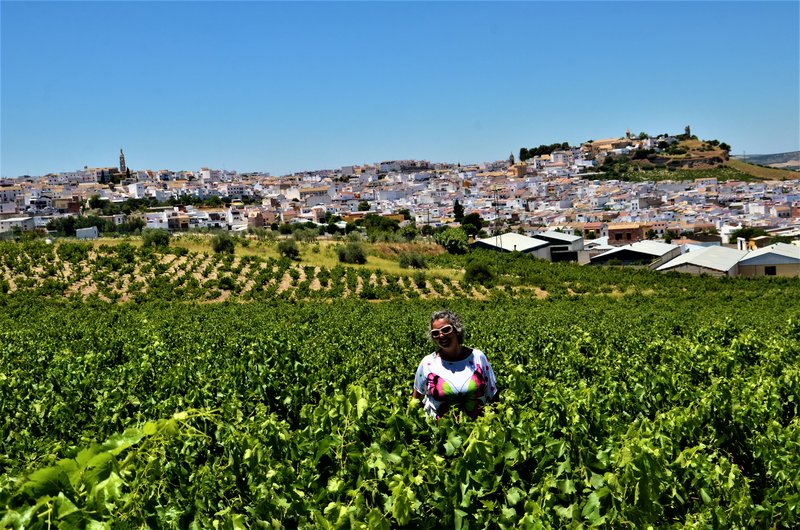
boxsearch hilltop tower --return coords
[685,125,691,138]
[119,149,126,174]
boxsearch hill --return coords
[725,158,798,181]
[599,139,798,182]
[732,151,800,171]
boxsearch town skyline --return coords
[2,1,799,179]
[2,130,798,248]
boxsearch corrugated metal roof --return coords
[628,240,680,256]
[595,240,679,259]
[472,233,548,252]
[739,243,800,265]
[539,230,582,243]
[657,246,748,272]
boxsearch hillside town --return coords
[2,131,799,276]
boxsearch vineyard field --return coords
[2,240,799,303]
[1,290,799,528]
[1,239,799,528]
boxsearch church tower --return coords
[119,149,127,174]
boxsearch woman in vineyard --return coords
[412,310,498,419]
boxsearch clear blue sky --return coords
[2,1,798,177]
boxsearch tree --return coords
[461,212,483,238]
[453,200,464,222]
[357,200,370,212]
[142,228,170,248]
[211,233,235,254]
[719,142,731,152]
[664,230,680,244]
[88,195,107,209]
[638,132,649,140]
[645,229,657,240]
[361,214,399,233]
[464,258,496,287]
[337,241,367,264]
[277,239,300,260]
[399,252,427,269]
[730,227,767,242]
[435,227,469,255]
[399,224,419,242]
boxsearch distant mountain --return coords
[732,151,800,168]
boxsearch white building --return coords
[0,216,35,233]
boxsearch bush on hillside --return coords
[464,257,497,287]
[211,233,235,254]
[142,229,171,248]
[337,242,367,264]
[278,239,300,260]
[399,252,427,269]
[435,227,469,255]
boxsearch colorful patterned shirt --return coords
[413,348,498,419]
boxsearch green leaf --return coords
[83,452,117,489]
[366,508,390,530]
[20,466,73,499]
[445,433,463,456]
[558,479,576,495]
[454,508,468,530]
[700,488,712,504]
[99,427,145,455]
[89,472,124,514]
[503,444,519,461]
[314,436,334,464]
[357,397,368,418]
[326,477,343,493]
[581,488,609,521]
[505,487,523,506]
[501,506,516,521]
[554,503,575,520]
[230,514,246,530]
[143,421,159,436]
[55,492,80,520]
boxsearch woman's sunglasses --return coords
[430,324,454,339]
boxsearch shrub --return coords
[278,239,300,260]
[337,242,367,264]
[412,270,427,289]
[399,252,427,269]
[57,241,92,263]
[464,259,497,287]
[211,233,235,254]
[142,229,171,248]
[435,227,469,255]
[218,275,236,291]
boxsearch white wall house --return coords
[76,226,99,240]
[0,216,35,233]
